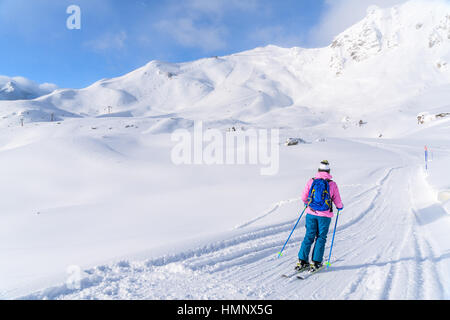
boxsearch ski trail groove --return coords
[235,197,301,229]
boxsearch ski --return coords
[282,266,310,278]
[282,270,303,278]
[297,265,326,280]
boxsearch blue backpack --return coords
[307,178,333,212]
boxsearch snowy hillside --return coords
[1,0,450,300]
[3,115,449,300]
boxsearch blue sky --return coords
[0,0,404,89]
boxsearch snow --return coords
[1,0,450,300]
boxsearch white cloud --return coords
[156,18,227,51]
[250,25,303,48]
[0,75,57,99]
[308,0,407,47]
[84,31,128,52]
[153,0,261,52]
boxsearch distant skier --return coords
[296,160,343,272]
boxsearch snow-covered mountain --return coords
[1,0,449,137]
[0,76,57,101]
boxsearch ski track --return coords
[234,197,301,229]
[21,142,449,300]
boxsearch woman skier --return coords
[296,160,343,272]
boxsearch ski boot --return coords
[294,259,310,272]
[309,261,324,272]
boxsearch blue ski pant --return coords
[298,214,332,263]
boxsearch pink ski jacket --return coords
[301,171,343,218]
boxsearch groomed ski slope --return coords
[16,120,450,300]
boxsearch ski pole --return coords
[277,205,307,258]
[326,208,341,269]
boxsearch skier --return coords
[295,160,343,272]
